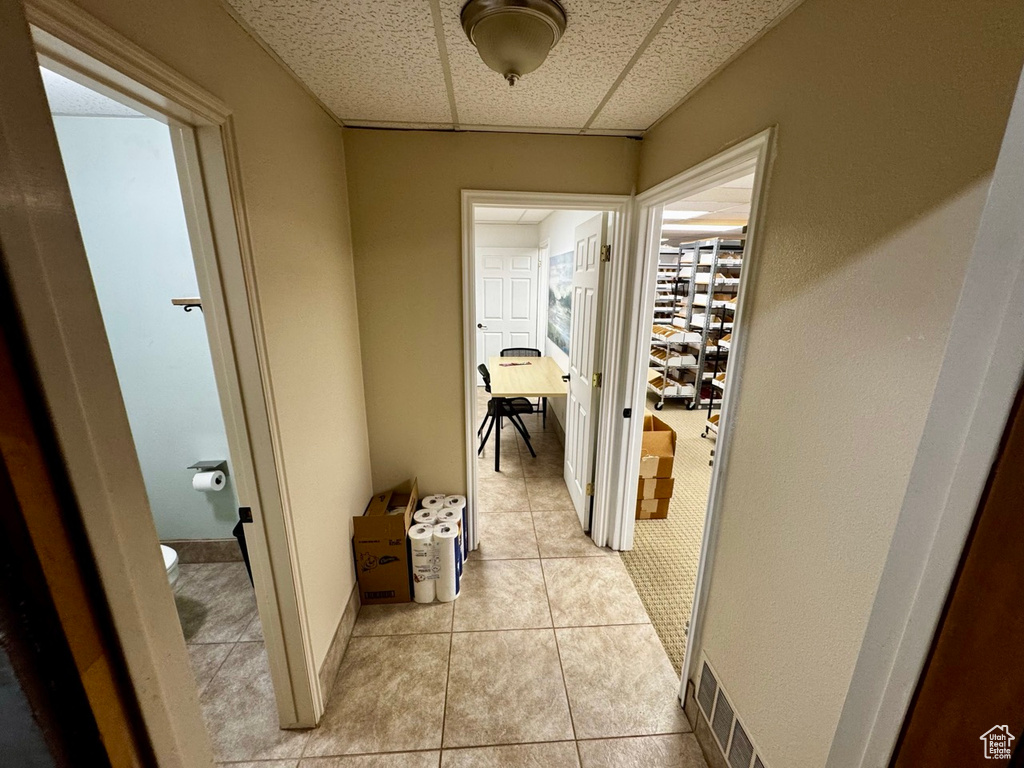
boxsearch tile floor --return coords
[180,392,706,767]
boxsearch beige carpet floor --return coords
[621,396,714,672]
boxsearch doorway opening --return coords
[623,173,755,673]
[37,61,297,743]
[13,11,324,759]
[462,193,631,556]
[609,131,773,708]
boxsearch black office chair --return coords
[477,364,536,458]
[500,347,547,428]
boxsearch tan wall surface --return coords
[343,129,638,493]
[68,0,372,667]
[638,0,1024,765]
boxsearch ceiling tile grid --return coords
[590,0,799,130]
[224,0,452,124]
[220,0,804,134]
[438,0,670,129]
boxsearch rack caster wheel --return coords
[701,432,707,438]
[654,402,664,411]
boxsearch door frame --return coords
[461,190,632,553]
[606,129,775,694]
[12,0,321,739]
[825,64,1024,768]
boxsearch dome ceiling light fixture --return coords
[460,0,567,86]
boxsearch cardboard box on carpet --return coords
[638,411,676,478]
[637,477,675,500]
[353,477,418,605]
[635,497,670,519]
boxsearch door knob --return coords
[477,323,487,329]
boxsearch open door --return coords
[564,213,607,528]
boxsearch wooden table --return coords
[486,356,568,472]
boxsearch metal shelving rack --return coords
[648,236,744,411]
[649,245,697,409]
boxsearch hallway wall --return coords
[343,129,639,493]
[67,0,372,670]
[636,0,1024,765]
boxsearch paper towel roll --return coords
[192,470,226,492]
[408,524,437,604]
[444,495,466,509]
[421,494,447,509]
[433,523,461,602]
[413,509,438,525]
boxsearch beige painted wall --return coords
[70,0,372,667]
[343,129,638,493]
[637,0,1024,765]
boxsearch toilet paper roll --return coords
[421,494,447,509]
[433,523,461,602]
[435,509,464,572]
[413,509,438,525]
[444,495,466,509]
[436,508,466,564]
[408,524,437,604]
[192,470,226,492]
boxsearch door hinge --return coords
[585,482,594,496]
[600,244,612,262]
[592,372,602,388]
[623,407,632,418]
[238,506,253,524]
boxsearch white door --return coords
[564,213,607,527]
[476,247,539,381]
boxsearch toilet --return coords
[161,544,180,587]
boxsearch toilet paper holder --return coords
[188,460,228,474]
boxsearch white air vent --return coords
[697,655,770,768]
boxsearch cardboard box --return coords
[352,478,418,605]
[635,497,670,520]
[638,414,677,478]
[637,477,675,500]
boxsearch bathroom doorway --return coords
[39,65,285,744]
[0,8,324,760]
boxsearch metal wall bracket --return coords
[187,460,227,473]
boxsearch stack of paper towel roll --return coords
[408,494,468,603]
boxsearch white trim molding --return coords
[460,191,632,554]
[606,129,775,695]
[826,65,1024,768]
[20,0,322,731]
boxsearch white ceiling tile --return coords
[518,208,554,223]
[590,0,800,131]
[223,0,452,124]
[41,68,142,117]
[439,0,671,128]
[476,207,527,222]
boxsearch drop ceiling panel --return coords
[519,208,554,223]
[224,0,452,124]
[476,207,527,222]
[220,0,804,134]
[590,0,799,130]
[438,0,670,129]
